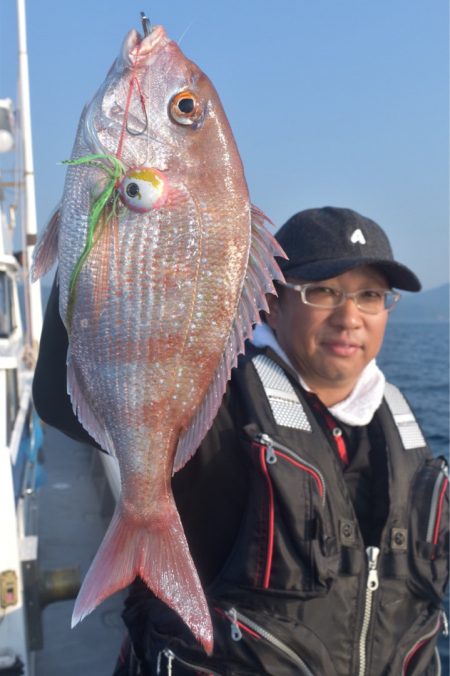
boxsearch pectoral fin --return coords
[31,205,60,281]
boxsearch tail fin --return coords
[71,499,213,654]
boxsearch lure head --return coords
[118,167,168,212]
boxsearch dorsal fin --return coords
[173,206,286,473]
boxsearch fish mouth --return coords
[133,24,168,57]
[120,25,168,68]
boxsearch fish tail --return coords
[71,499,213,655]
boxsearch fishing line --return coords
[116,40,147,160]
[65,40,150,326]
[177,20,196,47]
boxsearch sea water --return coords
[378,321,449,669]
[378,322,449,458]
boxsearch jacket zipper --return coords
[223,606,314,676]
[401,610,447,675]
[255,433,326,506]
[357,546,380,676]
[156,648,223,675]
[425,461,448,552]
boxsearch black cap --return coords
[275,207,421,292]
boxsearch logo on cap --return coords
[350,229,366,245]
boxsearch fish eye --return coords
[178,98,194,114]
[169,90,203,126]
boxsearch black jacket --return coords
[33,282,449,675]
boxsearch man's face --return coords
[266,266,390,402]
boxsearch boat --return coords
[0,2,83,674]
[0,230,42,676]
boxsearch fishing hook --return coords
[140,11,151,36]
[123,18,150,138]
[125,77,149,137]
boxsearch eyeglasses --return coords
[282,282,401,314]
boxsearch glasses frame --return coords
[282,281,401,314]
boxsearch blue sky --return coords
[0,0,448,290]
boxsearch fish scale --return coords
[32,22,286,654]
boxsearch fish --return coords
[32,21,286,654]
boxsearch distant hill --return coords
[390,283,449,323]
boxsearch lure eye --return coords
[126,182,140,198]
[169,90,203,126]
[118,167,168,213]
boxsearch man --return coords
[33,207,448,675]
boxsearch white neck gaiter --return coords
[251,323,385,426]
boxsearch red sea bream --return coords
[32,23,285,653]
